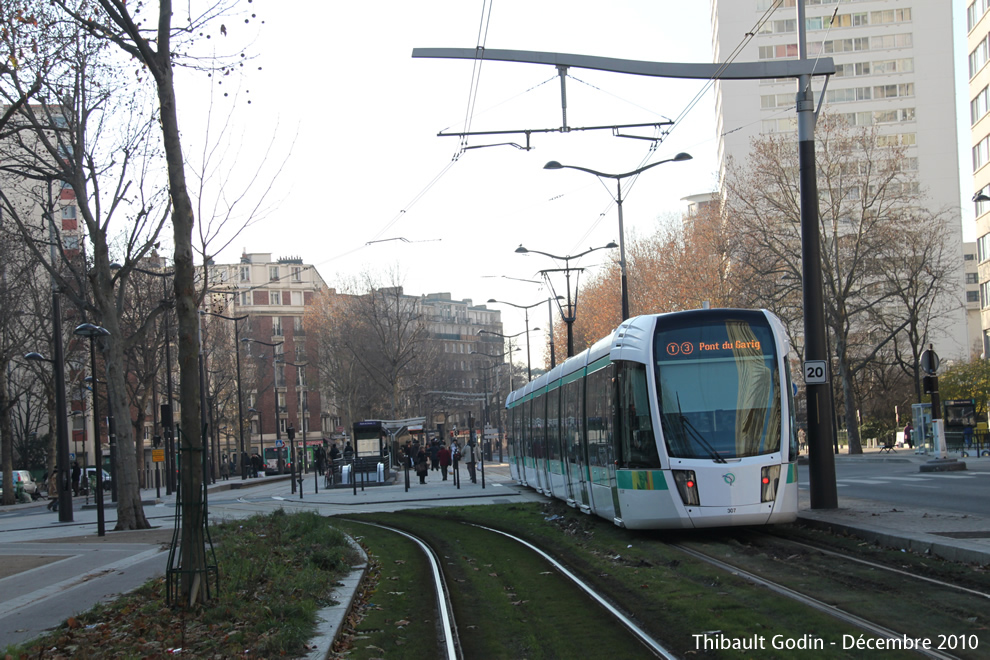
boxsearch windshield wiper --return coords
[677,393,727,463]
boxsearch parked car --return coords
[15,471,39,499]
[0,471,39,501]
[85,467,113,492]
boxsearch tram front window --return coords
[655,314,781,460]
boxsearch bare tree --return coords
[725,117,957,453]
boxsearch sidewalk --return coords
[2,456,989,653]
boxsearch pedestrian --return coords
[71,461,81,496]
[903,423,913,448]
[438,442,451,481]
[251,453,263,477]
[415,445,429,484]
[463,440,477,483]
[329,442,340,462]
[220,456,229,480]
[429,439,440,471]
[343,441,354,460]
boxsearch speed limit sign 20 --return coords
[804,360,828,384]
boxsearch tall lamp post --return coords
[242,338,284,474]
[248,406,263,472]
[486,297,562,378]
[515,243,617,358]
[544,152,692,320]
[23,351,73,520]
[479,328,539,383]
[276,357,307,494]
[73,323,110,537]
[202,312,249,479]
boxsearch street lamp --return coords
[515,242,618,358]
[242,338,284,475]
[479,328,540,383]
[276,357,307,494]
[544,152,692,320]
[488,296,564,370]
[72,322,110,537]
[203,312,249,479]
[247,406,263,474]
[23,351,73,520]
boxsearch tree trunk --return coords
[155,41,208,606]
[1,361,14,506]
[89,241,150,530]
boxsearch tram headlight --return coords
[672,470,700,506]
[761,465,781,502]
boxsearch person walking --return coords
[438,443,451,481]
[463,440,477,484]
[414,445,429,484]
[71,461,81,496]
[429,439,440,472]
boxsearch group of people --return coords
[401,437,479,485]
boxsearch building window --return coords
[291,266,301,282]
[63,234,80,250]
[272,316,283,336]
[61,205,76,219]
[240,266,250,282]
[967,273,980,284]
[270,291,281,305]
[240,291,250,306]
[967,290,980,303]
[269,266,279,282]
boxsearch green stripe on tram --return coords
[787,462,797,483]
[561,369,585,386]
[587,355,611,374]
[616,470,669,490]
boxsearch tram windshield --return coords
[655,312,781,460]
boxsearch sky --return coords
[171,0,974,366]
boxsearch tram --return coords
[506,308,798,529]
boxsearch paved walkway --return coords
[1,453,989,654]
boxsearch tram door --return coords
[526,394,545,492]
[585,362,616,520]
[561,375,590,507]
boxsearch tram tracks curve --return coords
[336,517,676,659]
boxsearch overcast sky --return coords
[172,1,972,365]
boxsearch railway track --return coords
[336,517,675,659]
[666,527,990,659]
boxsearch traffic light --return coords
[153,435,161,448]
[287,425,296,440]
[923,375,938,394]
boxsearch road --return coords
[798,453,990,517]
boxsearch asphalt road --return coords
[798,453,990,516]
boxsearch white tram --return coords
[506,309,799,529]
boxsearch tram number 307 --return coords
[727,508,736,514]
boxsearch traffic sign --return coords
[152,449,165,463]
[804,360,828,384]
[921,348,940,375]
[275,439,285,448]
[69,452,75,461]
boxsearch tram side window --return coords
[546,386,560,463]
[585,366,613,482]
[562,378,583,467]
[617,362,661,468]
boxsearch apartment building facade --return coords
[712,0,969,360]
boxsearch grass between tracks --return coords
[2,509,361,659]
[334,501,924,659]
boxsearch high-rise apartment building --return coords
[712,0,969,359]
[968,1,990,355]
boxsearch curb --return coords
[796,514,990,567]
[300,535,369,660]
